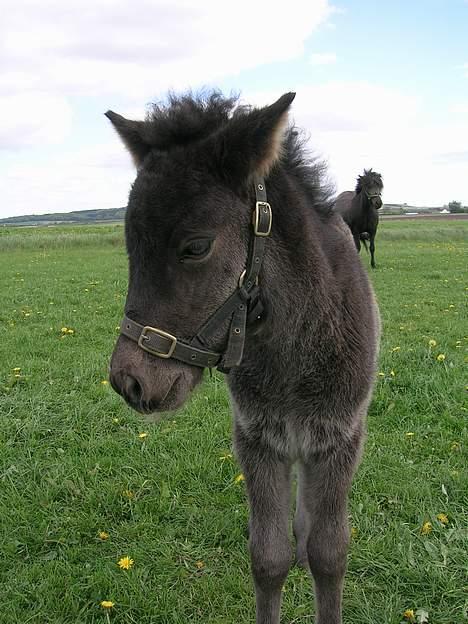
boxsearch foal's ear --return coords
[105,111,151,167]
[211,92,296,182]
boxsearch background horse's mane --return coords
[145,90,334,216]
[355,168,383,193]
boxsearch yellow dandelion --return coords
[403,609,415,620]
[378,372,385,377]
[112,418,120,424]
[101,380,109,385]
[390,370,396,377]
[195,560,205,569]
[421,521,432,535]
[391,346,401,352]
[436,513,449,525]
[219,452,233,461]
[405,432,415,437]
[351,527,358,538]
[13,367,21,373]
[66,328,74,334]
[118,556,134,570]
[234,473,245,484]
[138,432,148,439]
[98,531,110,540]
[436,353,445,362]
[61,327,68,333]
[100,600,114,609]
[451,441,460,451]
[428,339,436,347]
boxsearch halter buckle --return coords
[253,201,272,237]
[138,326,177,358]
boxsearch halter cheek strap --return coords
[119,176,272,374]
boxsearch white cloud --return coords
[1,0,333,100]
[309,53,337,65]
[0,95,72,150]
[1,143,134,218]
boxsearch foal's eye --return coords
[180,238,213,261]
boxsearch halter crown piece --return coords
[120,177,272,374]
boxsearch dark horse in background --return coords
[106,91,380,624]
[334,169,383,268]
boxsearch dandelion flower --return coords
[403,609,415,620]
[378,372,385,377]
[406,432,415,437]
[138,432,148,439]
[61,327,68,333]
[101,380,109,385]
[66,328,74,334]
[118,556,134,570]
[436,513,449,525]
[112,418,120,424]
[451,441,460,451]
[436,353,446,362]
[100,600,114,609]
[219,453,233,461]
[351,527,358,538]
[390,370,396,377]
[421,521,432,535]
[99,531,110,540]
[195,561,205,569]
[428,339,436,347]
[13,367,21,373]
[234,474,245,484]
[391,346,401,352]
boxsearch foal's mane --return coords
[145,90,333,216]
[355,168,383,193]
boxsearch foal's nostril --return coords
[123,374,143,405]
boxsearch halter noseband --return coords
[364,190,382,200]
[120,177,271,374]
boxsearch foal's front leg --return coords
[295,433,363,624]
[234,425,292,624]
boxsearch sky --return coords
[1,0,467,218]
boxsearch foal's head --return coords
[107,92,295,414]
[356,168,383,209]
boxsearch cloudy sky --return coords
[1,0,467,218]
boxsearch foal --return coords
[107,91,380,624]
[334,169,384,268]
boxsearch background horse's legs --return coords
[234,424,292,624]
[370,235,376,268]
[294,433,363,624]
[352,231,361,253]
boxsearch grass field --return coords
[0,220,466,624]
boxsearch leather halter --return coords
[120,177,272,374]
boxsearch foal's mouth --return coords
[110,369,192,415]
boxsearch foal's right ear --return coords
[105,111,151,167]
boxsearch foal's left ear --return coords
[105,111,151,167]
[209,92,296,182]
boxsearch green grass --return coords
[0,220,466,624]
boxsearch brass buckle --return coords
[138,326,177,358]
[253,201,272,237]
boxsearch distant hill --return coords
[0,206,126,226]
